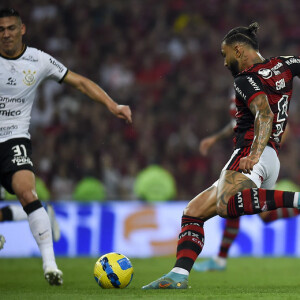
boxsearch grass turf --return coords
[0,257,300,299]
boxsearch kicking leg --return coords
[216,170,299,218]
[142,185,217,289]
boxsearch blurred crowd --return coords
[3,0,300,200]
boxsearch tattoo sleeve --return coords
[249,94,274,157]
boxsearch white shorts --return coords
[213,146,280,189]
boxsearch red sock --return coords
[227,188,296,218]
[218,218,240,258]
[263,208,299,223]
[174,215,204,272]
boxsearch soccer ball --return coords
[94,252,134,289]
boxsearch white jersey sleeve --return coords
[38,50,68,83]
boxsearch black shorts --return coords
[0,138,34,194]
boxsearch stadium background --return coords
[1,0,300,258]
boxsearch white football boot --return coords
[44,267,63,286]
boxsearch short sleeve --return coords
[39,50,68,83]
[234,74,265,107]
[282,56,300,77]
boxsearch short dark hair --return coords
[223,22,259,50]
[0,8,22,22]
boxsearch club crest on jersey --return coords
[258,68,272,79]
[23,70,36,86]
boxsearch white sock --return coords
[9,205,27,221]
[27,207,57,271]
[171,267,189,276]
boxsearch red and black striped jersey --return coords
[229,90,237,118]
[233,55,300,152]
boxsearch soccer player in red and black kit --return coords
[143,22,300,289]
[194,96,299,272]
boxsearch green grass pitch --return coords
[1,257,300,299]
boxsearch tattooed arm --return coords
[239,94,274,174]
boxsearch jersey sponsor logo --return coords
[0,97,25,104]
[0,125,17,131]
[258,68,272,79]
[0,124,18,137]
[0,103,21,116]
[275,78,286,90]
[246,76,261,91]
[49,58,64,73]
[271,62,283,75]
[0,125,18,138]
[23,70,36,86]
[234,82,246,100]
[0,109,21,117]
[22,55,38,62]
[0,130,13,137]
[6,77,16,86]
[11,156,33,166]
[285,57,300,65]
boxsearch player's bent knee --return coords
[184,200,213,220]
[183,204,204,219]
[216,201,228,218]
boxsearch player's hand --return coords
[112,105,132,124]
[199,136,217,156]
[239,154,259,174]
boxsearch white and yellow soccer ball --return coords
[94,252,134,289]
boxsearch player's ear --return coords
[234,44,243,59]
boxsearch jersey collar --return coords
[238,59,270,76]
[0,44,27,60]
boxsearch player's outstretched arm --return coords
[199,121,234,156]
[63,71,132,124]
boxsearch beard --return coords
[227,59,240,77]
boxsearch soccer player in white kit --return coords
[0,8,132,285]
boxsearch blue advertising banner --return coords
[0,201,299,258]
